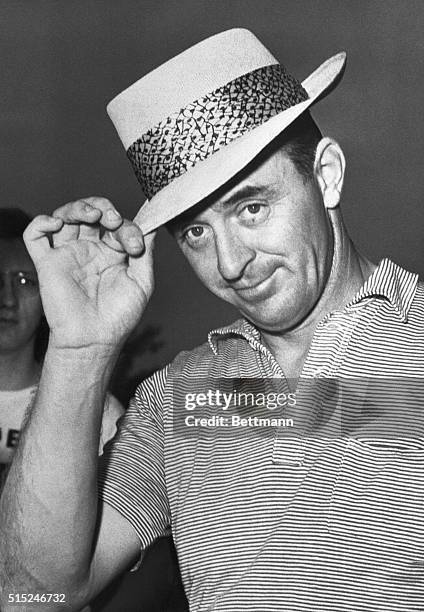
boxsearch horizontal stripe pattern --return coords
[99,258,424,610]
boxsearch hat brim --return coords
[133,52,346,233]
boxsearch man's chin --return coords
[240,309,289,334]
[239,299,309,334]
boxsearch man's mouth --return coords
[233,269,278,301]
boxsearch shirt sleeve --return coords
[98,392,125,455]
[97,365,170,551]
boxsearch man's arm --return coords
[0,198,156,610]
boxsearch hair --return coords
[0,208,33,239]
[0,207,49,361]
[278,110,323,180]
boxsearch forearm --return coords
[0,344,119,603]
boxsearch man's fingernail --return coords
[107,209,121,220]
[128,237,143,249]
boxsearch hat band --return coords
[126,64,309,200]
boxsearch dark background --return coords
[2,0,424,374]
[2,2,424,609]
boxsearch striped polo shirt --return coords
[99,258,424,611]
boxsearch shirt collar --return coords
[208,318,259,355]
[208,258,418,355]
[346,258,418,322]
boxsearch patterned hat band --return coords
[126,64,309,200]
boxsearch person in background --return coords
[0,208,124,478]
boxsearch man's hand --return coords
[24,197,156,350]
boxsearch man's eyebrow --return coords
[218,184,275,209]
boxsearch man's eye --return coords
[239,203,268,223]
[182,225,208,247]
[246,204,261,215]
[187,226,204,238]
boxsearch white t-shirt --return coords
[0,385,124,464]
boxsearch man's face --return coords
[173,147,334,333]
[0,238,43,353]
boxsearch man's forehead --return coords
[209,183,278,213]
[210,146,291,207]
[170,147,291,228]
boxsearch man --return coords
[1,29,423,611]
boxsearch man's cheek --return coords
[190,259,218,287]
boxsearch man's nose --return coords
[215,230,255,282]
[0,276,18,308]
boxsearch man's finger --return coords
[115,219,145,255]
[143,229,157,254]
[52,197,123,231]
[103,219,145,256]
[52,223,80,246]
[80,196,124,230]
[127,230,157,286]
[23,215,64,261]
[52,199,102,224]
[78,223,102,241]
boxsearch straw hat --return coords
[107,28,346,233]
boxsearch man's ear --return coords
[313,137,346,209]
